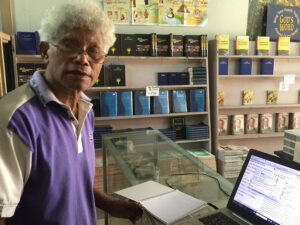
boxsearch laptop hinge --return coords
[232,212,253,225]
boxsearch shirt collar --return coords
[29,71,91,106]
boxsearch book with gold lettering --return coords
[215,34,229,56]
[267,90,278,105]
[242,90,253,105]
[277,36,290,56]
[235,36,249,55]
[256,36,270,56]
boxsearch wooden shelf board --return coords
[176,139,210,144]
[106,56,207,61]
[218,75,288,78]
[219,55,300,59]
[16,54,44,63]
[95,112,208,121]
[0,32,10,41]
[219,132,284,140]
[219,104,300,110]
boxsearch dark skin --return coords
[0,27,142,224]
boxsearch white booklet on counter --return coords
[115,181,207,225]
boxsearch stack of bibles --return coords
[188,67,207,85]
[158,128,176,142]
[185,123,209,140]
[94,125,113,148]
[217,145,249,178]
[283,129,300,158]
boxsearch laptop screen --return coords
[228,150,300,225]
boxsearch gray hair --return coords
[39,0,115,53]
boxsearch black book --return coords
[170,117,186,139]
[108,34,121,56]
[3,41,15,92]
[109,64,126,86]
[171,34,183,57]
[156,34,171,56]
[93,67,105,87]
[121,34,137,56]
[136,34,152,56]
[184,35,200,57]
[17,63,34,84]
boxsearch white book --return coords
[115,181,207,225]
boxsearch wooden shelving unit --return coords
[0,32,11,96]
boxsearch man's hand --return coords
[109,200,143,224]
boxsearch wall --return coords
[14,0,249,40]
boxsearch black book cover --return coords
[93,67,105,87]
[109,64,125,86]
[171,34,183,57]
[34,64,47,71]
[108,34,121,56]
[156,34,170,56]
[91,98,101,117]
[121,34,137,56]
[3,41,15,92]
[17,63,34,84]
[136,34,152,56]
[170,117,186,139]
[184,35,200,57]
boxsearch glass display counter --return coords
[102,130,234,225]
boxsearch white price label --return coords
[279,82,289,91]
[146,86,159,96]
[284,74,295,84]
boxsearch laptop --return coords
[180,149,300,225]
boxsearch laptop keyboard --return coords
[199,212,240,225]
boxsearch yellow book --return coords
[218,91,225,106]
[277,36,290,56]
[215,34,229,55]
[242,90,253,105]
[235,36,249,55]
[256,36,270,56]
[266,90,278,105]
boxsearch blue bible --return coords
[134,91,150,115]
[152,90,169,114]
[117,91,133,116]
[261,59,274,75]
[100,92,117,117]
[17,31,40,54]
[168,72,180,85]
[190,89,205,112]
[172,90,187,113]
[239,58,252,75]
[219,58,229,75]
[157,72,168,85]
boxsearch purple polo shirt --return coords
[0,71,97,225]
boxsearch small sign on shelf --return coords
[146,86,160,96]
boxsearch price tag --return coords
[279,82,289,91]
[146,86,159,96]
[284,74,295,84]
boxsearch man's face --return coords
[44,27,104,92]
[235,119,241,129]
[248,118,254,128]
[296,117,300,126]
[263,118,269,127]
[280,117,285,126]
[218,120,224,130]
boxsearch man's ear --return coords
[39,42,50,59]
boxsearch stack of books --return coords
[188,67,207,85]
[94,125,113,148]
[217,145,249,178]
[159,128,176,142]
[185,123,209,140]
[283,129,300,158]
[188,149,217,171]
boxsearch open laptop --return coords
[184,149,300,225]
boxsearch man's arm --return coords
[0,218,6,225]
[93,188,142,224]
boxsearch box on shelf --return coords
[215,34,229,56]
[245,114,259,134]
[117,91,133,116]
[188,149,216,171]
[16,31,40,55]
[235,36,249,55]
[283,129,300,161]
[218,115,229,136]
[261,58,274,75]
[277,36,290,56]
[256,36,270,56]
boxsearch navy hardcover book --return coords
[219,58,228,75]
[179,72,189,85]
[168,72,180,85]
[239,58,252,75]
[158,72,168,85]
[134,91,150,115]
[261,58,274,75]
[152,90,169,114]
[190,89,205,112]
[172,90,187,113]
[17,31,40,55]
[117,91,133,116]
[100,92,117,117]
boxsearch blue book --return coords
[168,72,180,85]
[261,58,274,75]
[152,90,169,114]
[17,31,40,54]
[190,89,205,112]
[100,92,117,117]
[134,91,150,115]
[157,72,168,85]
[239,58,252,75]
[172,90,187,113]
[219,58,228,75]
[179,72,189,85]
[117,91,133,116]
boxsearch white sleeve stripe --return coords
[0,205,17,217]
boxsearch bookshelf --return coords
[208,40,300,155]
[0,32,11,96]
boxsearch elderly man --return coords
[0,1,142,225]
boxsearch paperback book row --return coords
[158,67,207,86]
[216,35,293,56]
[218,112,300,136]
[91,89,206,117]
[108,33,208,57]
[17,63,46,85]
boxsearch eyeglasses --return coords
[51,43,106,64]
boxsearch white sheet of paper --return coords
[279,82,289,91]
[146,86,160,96]
[284,74,295,84]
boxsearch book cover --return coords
[277,36,290,56]
[232,114,245,135]
[152,90,169,114]
[298,90,300,104]
[168,72,180,85]
[34,64,46,71]
[215,34,229,56]
[276,112,289,132]
[108,33,121,56]
[260,113,274,133]
[121,34,137,56]
[218,91,225,106]
[200,35,208,57]
[179,72,189,85]
[266,90,278,105]
[184,35,200,57]
[109,63,125,86]
[235,36,249,55]
[256,36,270,56]
[156,34,170,56]
[100,92,117,117]
[16,31,40,55]
[94,67,105,87]
[171,34,183,56]
[170,117,185,140]
[239,58,252,75]
[17,63,34,84]
[91,97,101,117]
[242,90,253,105]
[219,58,229,75]
[136,34,152,56]
[134,91,150,115]
[245,114,259,134]
[172,90,187,113]
[117,91,133,116]
[218,115,228,136]
[292,112,300,129]
[189,89,205,112]
[261,58,274,75]
[157,72,168,85]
